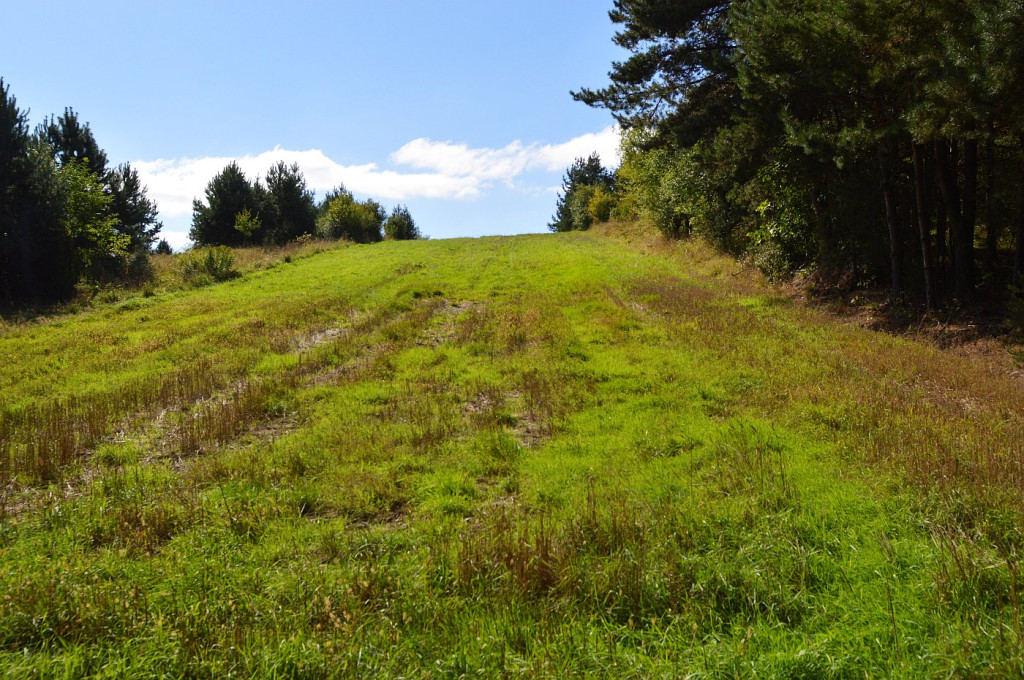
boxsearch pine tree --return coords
[0,82,75,301]
[263,162,317,244]
[384,205,421,240]
[190,162,264,247]
[40,108,108,176]
[549,154,615,232]
[572,1,738,146]
[106,163,162,253]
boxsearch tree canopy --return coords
[384,205,422,241]
[548,154,616,233]
[1,81,158,303]
[191,167,414,248]
[316,187,385,244]
[576,0,1024,305]
[190,162,265,248]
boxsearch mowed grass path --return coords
[0,229,1021,678]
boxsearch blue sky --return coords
[1,1,626,248]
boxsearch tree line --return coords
[190,162,421,248]
[2,76,423,306]
[561,0,1024,309]
[1,80,162,303]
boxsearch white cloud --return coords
[133,126,621,222]
[391,125,621,181]
[159,229,193,252]
[134,148,480,219]
[529,127,622,172]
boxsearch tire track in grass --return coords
[1,298,449,517]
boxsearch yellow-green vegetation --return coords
[0,226,1021,677]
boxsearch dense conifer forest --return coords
[553,1,1024,318]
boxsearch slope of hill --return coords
[0,228,1021,677]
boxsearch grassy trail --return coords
[0,229,1020,677]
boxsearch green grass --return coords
[0,227,1021,677]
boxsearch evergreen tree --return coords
[384,205,422,240]
[572,1,739,146]
[263,161,317,244]
[40,108,108,176]
[579,0,1024,307]
[0,83,74,301]
[549,154,615,232]
[1,83,163,301]
[106,163,162,254]
[190,162,264,247]
[0,79,29,300]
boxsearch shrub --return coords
[125,251,155,285]
[568,185,596,231]
[316,191,383,243]
[588,185,616,224]
[178,246,238,285]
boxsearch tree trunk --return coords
[963,137,978,290]
[984,131,999,269]
[812,169,835,279]
[987,207,1003,271]
[912,144,936,311]
[936,201,948,268]
[934,139,970,298]
[1015,196,1024,290]
[879,153,902,300]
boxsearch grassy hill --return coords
[0,227,1021,678]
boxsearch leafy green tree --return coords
[40,110,161,281]
[588,185,616,223]
[190,162,265,247]
[57,160,128,282]
[384,205,422,240]
[316,188,384,243]
[232,208,262,240]
[568,185,597,232]
[617,129,704,238]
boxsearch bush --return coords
[588,186,616,224]
[125,251,155,285]
[568,185,596,231]
[745,162,817,282]
[178,246,238,285]
[316,191,383,243]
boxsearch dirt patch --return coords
[416,300,482,348]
